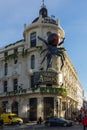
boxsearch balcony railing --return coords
[5,87,68,96]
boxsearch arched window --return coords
[31,55,35,69]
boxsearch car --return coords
[0,113,23,125]
[45,117,74,127]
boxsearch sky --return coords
[0,0,87,98]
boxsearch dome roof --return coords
[32,3,48,23]
[39,5,48,18]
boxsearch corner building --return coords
[0,3,83,121]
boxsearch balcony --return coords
[39,87,68,96]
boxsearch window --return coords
[12,101,18,115]
[46,84,52,87]
[2,101,8,113]
[30,32,36,47]
[14,48,18,54]
[4,52,8,57]
[44,97,54,119]
[31,76,34,88]
[13,79,18,91]
[4,63,8,75]
[3,81,7,92]
[14,59,18,64]
[29,98,37,121]
[14,48,18,64]
[31,55,35,69]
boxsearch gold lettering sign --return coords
[34,71,58,85]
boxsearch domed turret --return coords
[32,1,48,23]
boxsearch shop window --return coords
[44,97,54,119]
[29,98,37,121]
[13,79,18,91]
[31,55,35,69]
[30,32,36,47]
[12,101,18,115]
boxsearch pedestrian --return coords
[82,114,87,130]
[78,114,82,124]
[38,117,42,124]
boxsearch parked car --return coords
[0,113,23,125]
[45,117,74,127]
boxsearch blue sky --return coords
[0,0,87,98]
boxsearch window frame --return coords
[3,81,8,92]
[4,62,8,75]
[14,48,18,64]
[31,55,35,69]
[30,32,36,47]
[13,79,18,91]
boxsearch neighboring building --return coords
[0,3,83,121]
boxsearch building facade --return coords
[0,3,83,121]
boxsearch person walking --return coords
[78,114,82,124]
[37,117,42,124]
[82,114,87,130]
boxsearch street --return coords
[2,123,84,130]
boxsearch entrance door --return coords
[29,98,37,121]
[44,97,54,119]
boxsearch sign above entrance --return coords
[34,71,58,85]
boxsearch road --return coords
[2,123,84,130]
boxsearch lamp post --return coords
[27,104,29,119]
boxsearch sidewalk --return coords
[24,121,45,128]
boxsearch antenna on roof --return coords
[41,0,46,8]
[42,0,44,6]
